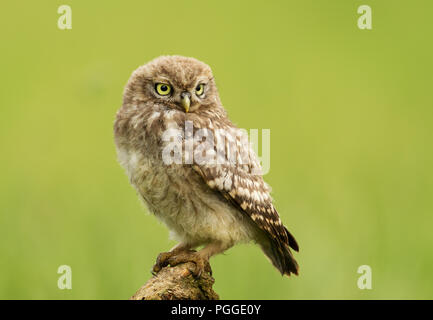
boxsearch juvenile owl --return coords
[114,55,299,277]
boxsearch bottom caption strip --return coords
[171,304,262,317]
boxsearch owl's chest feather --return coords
[115,144,254,245]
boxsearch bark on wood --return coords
[130,262,219,300]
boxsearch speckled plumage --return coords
[114,55,299,276]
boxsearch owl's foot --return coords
[152,252,171,275]
[152,251,181,275]
[166,251,212,278]
[152,249,197,275]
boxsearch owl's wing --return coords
[190,126,299,254]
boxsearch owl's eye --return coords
[155,83,172,96]
[195,84,205,96]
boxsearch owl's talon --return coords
[166,252,212,278]
[152,251,173,274]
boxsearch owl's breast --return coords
[115,143,255,245]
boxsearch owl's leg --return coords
[165,241,232,277]
[152,242,196,274]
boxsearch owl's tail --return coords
[259,229,299,276]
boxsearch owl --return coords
[114,55,299,277]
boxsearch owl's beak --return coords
[180,92,191,113]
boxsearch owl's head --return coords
[123,56,221,113]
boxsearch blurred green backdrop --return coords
[0,0,432,299]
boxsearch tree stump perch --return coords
[130,262,219,300]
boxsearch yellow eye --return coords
[155,83,172,96]
[195,84,205,96]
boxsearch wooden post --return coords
[130,262,219,300]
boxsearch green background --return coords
[1,0,432,299]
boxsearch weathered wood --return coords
[130,262,219,300]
